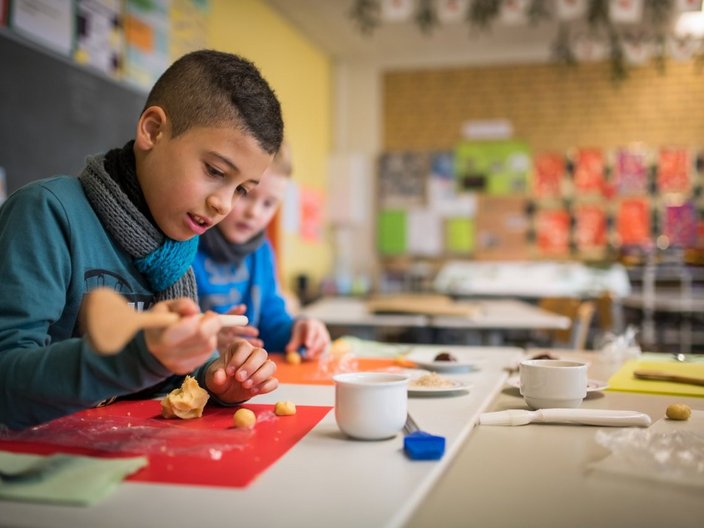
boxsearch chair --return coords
[535,297,596,350]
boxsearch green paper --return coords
[454,140,531,195]
[377,209,407,255]
[0,451,148,506]
[445,218,474,254]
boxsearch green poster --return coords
[454,140,532,195]
[377,209,407,255]
[445,217,475,254]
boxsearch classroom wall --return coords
[208,0,334,292]
[383,60,704,151]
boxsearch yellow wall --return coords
[208,0,333,291]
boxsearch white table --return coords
[0,345,524,528]
[302,296,571,345]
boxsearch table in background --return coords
[301,296,571,345]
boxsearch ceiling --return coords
[264,0,561,69]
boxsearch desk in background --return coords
[301,296,571,346]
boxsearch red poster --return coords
[533,152,565,198]
[664,202,697,247]
[658,148,690,193]
[536,209,570,255]
[614,147,648,195]
[573,148,605,194]
[300,187,324,242]
[617,198,650,245]
[574,204,606,251]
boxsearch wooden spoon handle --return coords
[137,311,181,328]
[633,369,704,387]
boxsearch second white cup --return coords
[333,372,408,440]
[519,359,588,409]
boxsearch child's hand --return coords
[285,318,331,360]
[144,297,222,374]
[206,339,278,403]
[216,305,263,350]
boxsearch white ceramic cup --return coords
[332,372,408,440]
[519,359,588,409]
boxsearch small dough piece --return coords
[161,376,210,419]
[233,408,256,429]
[286,351,302,365]
[666,403,691,421]
[274,400,296,416]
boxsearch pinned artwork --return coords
[617,198,651,246]
[614,147,648,195]
[533,152,565,198]
[573,148,605,195]
[664,201,698,247]
[574,204,607,252]
[535,209,570,256]
[658,147,691,194]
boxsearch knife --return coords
[478,408,652,427]
[633,369,704,387]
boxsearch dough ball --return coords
[274,400,296,416]
[233,408,256,429]
[666,403,691,421]
[161,375,210,419]
[286,351,302,365]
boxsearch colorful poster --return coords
[170,0,209,60]
[614,147,648,195]
[378,152,427,208]
[299,187,324,243]
[10,0,74,56]
[74,0,123,78]
[124,0,170,90]
[454,140,532,195]
[535,209,570,255]
[533,152,565,198]
[664,201,697,247]
[658,147,690,193]
[574,204,606,251]
[617,198,651,245]
[573,148,605,195]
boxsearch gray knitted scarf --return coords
[79,151,198,303]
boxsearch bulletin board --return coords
[0,31,145,194]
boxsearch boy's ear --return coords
[135,106,168,150]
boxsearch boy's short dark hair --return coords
[143,50,283,154]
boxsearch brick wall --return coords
[383,60,704,152]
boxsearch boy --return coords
[0,50,284,430]
[194,143,330,359]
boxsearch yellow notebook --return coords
[608,360,704,398]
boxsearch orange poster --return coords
[617,198,650,245]
[574,204,606,251]
[658,148,690,193]
[300,187,324,243]
[536,209,570,255]
[573,148,605,195]
[533,152,565,198]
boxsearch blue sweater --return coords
[0,176,213,430]
[193,240,293,353]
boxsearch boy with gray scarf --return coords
[0,50,284,430]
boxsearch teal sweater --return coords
[0,176,212,430]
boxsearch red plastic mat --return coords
[0,400,331,488]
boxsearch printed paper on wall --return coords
[535,209,570,255]
[664,201,697,247]
[533,152,565,198]
[614,147,648,195]
[573,148,605,195]
[658,147,690,194]
[617,198,651,246]
[574,204,606,251]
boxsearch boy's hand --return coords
[216,305,264,350]
[206,339,278,403]
[144,297,221,374]
[285,318,331,360]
